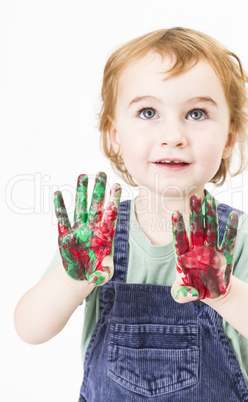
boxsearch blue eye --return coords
[139,108,157,119]
[187,108,208,120]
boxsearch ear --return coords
[109,119,122,156]
[222,126,236,159]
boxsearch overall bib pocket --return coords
[107,322,199,397]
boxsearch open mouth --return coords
[155,160,189,166]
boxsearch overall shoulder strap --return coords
[217,203,244,246]
[112,200,131,283]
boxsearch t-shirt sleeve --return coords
[222,210,248,385]
[40,249,62,279]
[232,212,248,283]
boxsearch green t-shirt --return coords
[45,192,248,384]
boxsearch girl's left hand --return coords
[171,194,239,303]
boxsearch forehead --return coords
[116,52,225,104]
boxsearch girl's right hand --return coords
[54,172,122,286]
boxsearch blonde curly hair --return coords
[99,27,248,187]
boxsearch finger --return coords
[171,284,199,303]
[101,183,122,246]
[54,191,71,237]
[88,255,114,286]
[190,194,204,247]
[205,195,218,248]
[88,171,107,225]
[172,211,190,257]
[220,211,239,276]
[74,174,88,225]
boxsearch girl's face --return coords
[110,52,234,198]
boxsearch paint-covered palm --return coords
[54,172,121,285]
[171,194,239,302]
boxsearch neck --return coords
[134,186,206,245]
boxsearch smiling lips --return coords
[152,158,190,170]
[154,158,190,165]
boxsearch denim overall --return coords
[79,201,248,401]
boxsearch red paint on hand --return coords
[172,194,238,300]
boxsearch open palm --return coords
[54,172,121,285]
[171,194,239,302]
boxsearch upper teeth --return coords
[160,160,182,163]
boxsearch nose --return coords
[161,140,185,148]
[160,122,187,148]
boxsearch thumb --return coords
[88,255,114,286]
[171,284,199,304]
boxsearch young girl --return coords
[14,27,248,401]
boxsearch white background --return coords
[1,1,248,401]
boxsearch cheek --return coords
[192,138,225,182]
[120,134,149,159]
[120,138,150,179]
[195,138,224,164]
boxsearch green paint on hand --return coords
[54,172,122,285]
[173,286,199,301]
[171,194,238,300]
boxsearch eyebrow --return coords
[186,96,218,108]
[128,96,160,108]
[128,95,218,108]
